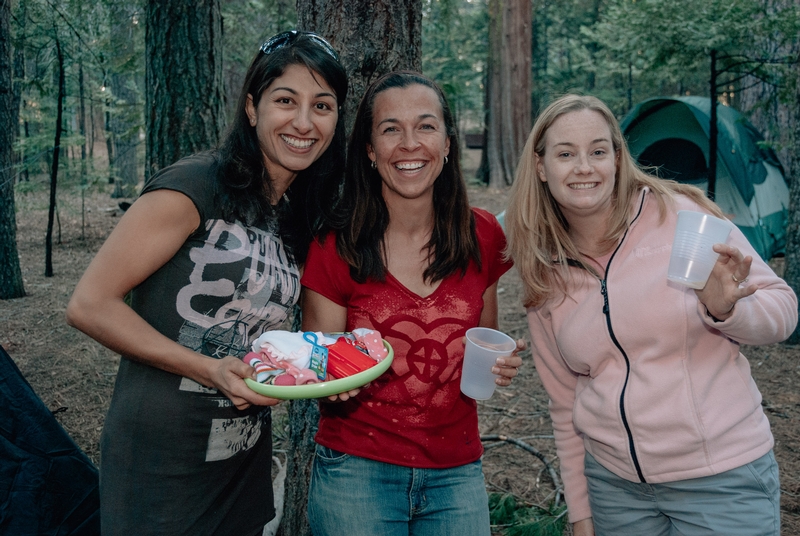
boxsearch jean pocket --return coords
[314,443,350,463]
[744,451,780,500]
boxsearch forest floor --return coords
[2,169,800,535]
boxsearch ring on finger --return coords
[731,274,748,284]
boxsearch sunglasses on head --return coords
[260,30,339,62]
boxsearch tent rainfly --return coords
[621,96,789,260]
[0,344,100,535]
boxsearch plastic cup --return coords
[667,210,733,289]
[460,327,516,400]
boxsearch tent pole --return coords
[708,49,718,201]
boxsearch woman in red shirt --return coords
[301,71,524,536]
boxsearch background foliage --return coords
[4,0,799,533]
[8,0,798,197]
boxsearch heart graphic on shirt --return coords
[369,313,472,405]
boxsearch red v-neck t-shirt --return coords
[301,208,512,468]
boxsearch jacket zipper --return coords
[598,193,647,483]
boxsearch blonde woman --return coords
[505,94,796,536]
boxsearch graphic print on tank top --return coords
[174,219,300,393]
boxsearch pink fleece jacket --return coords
[527,189,798,523]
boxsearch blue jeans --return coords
[307,444,491,536]
[585,450,781,536]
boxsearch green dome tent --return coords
[620,96,788,260]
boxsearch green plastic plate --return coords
[244,339,393,400]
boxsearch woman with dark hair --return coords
[301,71,525,535]
[66,31,347,536]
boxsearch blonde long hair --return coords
[505,94,723,308]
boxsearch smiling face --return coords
[537,109,619,224]
[366,84,450,204]
[246,63,338,191]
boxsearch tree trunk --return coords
[277,3,422,534]
[296,0,422,136]
[780,51,800,344]
[737,0,798,175]
[105,99,114,184]
[531,0,549,116]
[736,0,800,342]
[145,0,224,179]
[0,0,25,299]
[11,0,25,182]
[79,61,87,239]
[484,0,532,188]
[45,34,65,278]
[708,49,718,201]
[110,4,141,198]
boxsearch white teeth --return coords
[570,182,597,190]
[395,162,425,170]
[281,135,315,149]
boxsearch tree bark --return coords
[277,3,422,533]
[11,0,25,182]
[781,54,800,344]
[531,0,549,116]
[110,3,141,198]
[708,49,718,201]
[79,61,87,238]
[296,0,422,136]
[104,98,114,184]
[0,0,25,299]
[45,34,65,278]
[737,0,800,342]
[484,0,532,188]
[145,0,224,178]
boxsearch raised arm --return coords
[695,231,797,344]
[66,189,279,410]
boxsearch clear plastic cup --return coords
[460,327,516,400]
[667,210,733,289]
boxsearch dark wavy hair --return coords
[328,70,479,283]
[215,32,347,264]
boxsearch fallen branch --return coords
[481,434,562,506]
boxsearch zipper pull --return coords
[600,279,609,315]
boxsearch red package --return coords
[326,338,376,378]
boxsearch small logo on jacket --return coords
[633,244,671,258]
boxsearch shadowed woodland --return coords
[1,1,800,534]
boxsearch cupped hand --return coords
[493,338,527,386]
[325,384,367,402]
[319,373,369,403]
[694,243,757,321]
[210,356,282,410]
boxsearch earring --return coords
[370,160,376,169]
[444,156,449,164]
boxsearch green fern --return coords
[489,493,567,536]
[489,493,519,525]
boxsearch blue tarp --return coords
[0,344,100,535]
